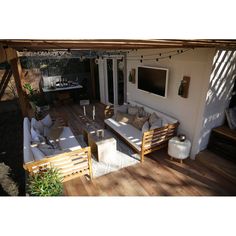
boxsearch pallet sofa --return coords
[104,101,179,162]
[23,115,92,182]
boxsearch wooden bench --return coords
[24,147,93,182]
[104,104,179,162]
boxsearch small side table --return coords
[168,137,191,163]
[85,128,117,164]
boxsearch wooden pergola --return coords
[1,39,236,50]
[1,39,236,117]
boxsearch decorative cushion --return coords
[133,115,149,130]
[162,117,169,126]
[38,143,57,156]
[47,119,64,142]
[116,104,128,114]
[127,105,139,116]
[31,118,44,135]
[31,127,45,142]
[41,114,53,127]
[225,107,236,129]
[142,121,150,133]
[149,112,160,126]
[150,119,163,130]
[115,111,135,124]
[31,145,45,161]
[43,126,50,137]
[138,107,150,118]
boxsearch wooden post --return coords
[87,147,93,180]
[89,59,96,101]
[0,69,12,100]
[10,57,28,117]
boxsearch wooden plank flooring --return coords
[51,103,236,196]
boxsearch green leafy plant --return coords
[27,167,64,196]
[23,83,48,107]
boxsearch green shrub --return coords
[27,167,64,196]
[23,83,48,107]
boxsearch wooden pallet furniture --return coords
[104,103,179,162]
[141,123,179,162]
[24,147,93,182]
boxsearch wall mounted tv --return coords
[137,66,169,98]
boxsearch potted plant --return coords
[27,167,64,196]
[23,83,49,112]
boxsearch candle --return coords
[92,106,95,120]
[83,106,86,116]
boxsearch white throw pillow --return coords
[41,114,53,127]
[31,145,45,161]
[31,127,45,142]
[142,121,150,133]
[31,118,44,135]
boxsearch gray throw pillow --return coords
[149,112,160,126]
[127,105,139,116]
[162,117,169,126]
[133,115,149,130]
[150,119,162,130]
[38,143,55,156]
[31,145,45,161]
[115,104,128,114]
[138,107,150,118]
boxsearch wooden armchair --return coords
[24,147,93,182]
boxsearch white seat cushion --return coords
[59,127,81,151]
[105,118,142,151]
[23,118,34,164]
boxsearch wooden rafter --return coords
[9,57,28,117]
[0,69,12,100]
[1,39,236,50]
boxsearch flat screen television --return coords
[137,66,169,98]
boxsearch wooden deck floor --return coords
[51,103,236,196]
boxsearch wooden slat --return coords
[24,147,92,182]
[140,122,179,162]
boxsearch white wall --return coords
[198,50,236,151]
[126,48,216,158]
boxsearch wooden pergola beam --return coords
[8,53,28,117]
[0,69,12,100]
[1,39,236,50]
